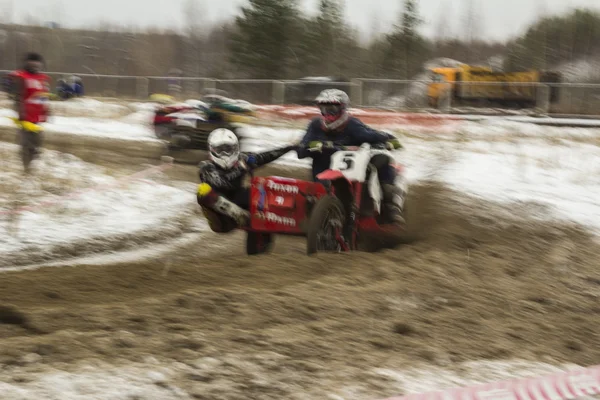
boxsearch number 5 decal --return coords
[339,153,355,171]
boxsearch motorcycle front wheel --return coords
[306,195,347,255]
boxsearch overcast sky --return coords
[5,0,600,42]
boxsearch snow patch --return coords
[0,358,577,400]
[0,114,158,142]
[129,101,163,112]
[117,109,155,126]
[48,98,132,119]
[0,144,201,268]
[0,362,187,400]
[555,58,600,83]
[370,360,578,398]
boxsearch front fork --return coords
[343,207,358,251]
[327,183,360,252]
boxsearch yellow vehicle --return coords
[427,64,560,108]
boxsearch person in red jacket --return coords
[11,53,51,173]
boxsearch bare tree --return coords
[22,14,41,27]
[462,0,483,63]
[367,9,382,45]
[0,0,14,24]
[535,0,548,69]
[537,0,547,16]
[184,0,206,38]
[183,0,209,78]
[434,0,452,42]
[0,1,13,68]
[50,1,65,26]
[204,22,236,78]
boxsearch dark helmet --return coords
[23,52,44,74]
[24,52,44,63]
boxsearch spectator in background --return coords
[167,68,182,98]
[10,52,51,173]
[57,75,84,100]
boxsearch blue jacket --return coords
[297,117,395,180]
[74,83,84,96]
[59,82,84,96]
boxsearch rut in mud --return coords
[1,180,600,399]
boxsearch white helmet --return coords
[315,89,350,107]
[208,128,240,170]
[315,89,350,130]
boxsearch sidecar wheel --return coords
[246,231,274,255]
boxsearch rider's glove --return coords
[386,138,402,150]
[308,141,324,153]
[308,140,337,153]
[245,155,257,168]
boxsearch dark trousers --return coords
[200,188,249,233]
[18,128,42,172]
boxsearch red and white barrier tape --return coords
[0,162,173,216]
[382,365,600,400]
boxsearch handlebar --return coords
[303,141,392,152]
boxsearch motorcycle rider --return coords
[57,75,84,100]
[297,88,406,224]
[10,52,51,173]
[197,128,296,233]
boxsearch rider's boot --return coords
[213,196,250,226]
[197,183,250,227]
[382,184,406,225]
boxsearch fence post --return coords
[350,78,363,107]
[535,85,551,115]
[272,81,285,105]
[136,77,149,99]
[105,77,118,98]
[202,79,217,95]
[181,80,195,97]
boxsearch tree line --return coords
[0,1,599,81]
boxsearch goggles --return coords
[210,143,239,157]
[319,104,343,116]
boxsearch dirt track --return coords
[1,169,600,398]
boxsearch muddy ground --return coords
[1,164,600,399]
